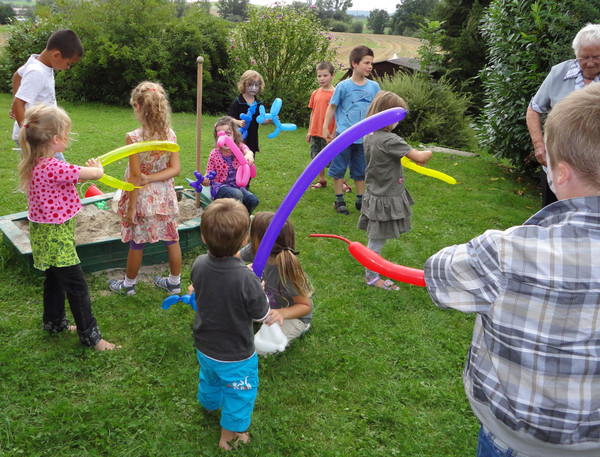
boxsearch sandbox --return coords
[0,186,211,273]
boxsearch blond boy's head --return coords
[545,83,600,191]
[200,199,250,258]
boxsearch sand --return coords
[15,196,203,245]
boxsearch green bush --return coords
[330,20,348,32]
[479,0,600,175]
[380,72,476,151]
[0,0,232,113]
[352,21,364,33]
[228,3,338,126]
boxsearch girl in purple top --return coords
[202,116,259,214]
[17,104,118,351]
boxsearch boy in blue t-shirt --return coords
[322,45,380,215]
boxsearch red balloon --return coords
[310,234,426,287]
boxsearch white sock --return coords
[124,276,137,287]
[168,274,181,286]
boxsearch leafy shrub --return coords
[0,16,68,92]
[228,3,339,126]
[352,21,364,33]
[479,0,600,175]
[330,20,348,32]
[0,0,232,113]
[379,72,476,151]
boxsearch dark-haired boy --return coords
[11,29,83,160]
[322,45,380,215]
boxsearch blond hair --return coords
[200,198,250,257]
[18,105,71,192]
[130,81,171,140]
[237,70,265,94]
[544,83,600,189]
[213,116,244,147]
[249,212,313,297]
[366,91,408,131]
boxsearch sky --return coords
[249,0,399,14]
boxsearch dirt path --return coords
[331,32,421,67]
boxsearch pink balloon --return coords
[216,131,254,187]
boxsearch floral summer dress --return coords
[118,127,179,244]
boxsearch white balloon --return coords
[254,322,288,354]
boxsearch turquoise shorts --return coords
[196,350,259,432]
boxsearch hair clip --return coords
[23,123,29,128]
[149,87,156,91]
[283,247,299,255]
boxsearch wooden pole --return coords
[195,56,204,208]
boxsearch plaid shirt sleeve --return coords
[424,229,504,314]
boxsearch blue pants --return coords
[327,142,366,181]
[477,426,519,457]
[196,350,259,432]
[215,186,259,215]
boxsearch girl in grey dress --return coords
[359,91,432,290]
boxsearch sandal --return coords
[310,179,327,189]
[343,180,352,193]
[367,278,400,291]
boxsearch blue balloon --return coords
[239,102,257,140]
[256,98,296,139]
[251,108,406,278]
[161,292,197,311]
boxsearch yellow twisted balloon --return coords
[95,141,180,191]
[401,156,456,185]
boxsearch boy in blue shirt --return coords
[322,45,380,215]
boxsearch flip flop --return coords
[310,179,327,189]
[367,278,400,291]
[343,180,352,193]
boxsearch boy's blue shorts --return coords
[327,142,366,181]
[196,350,259,432]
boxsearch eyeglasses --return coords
[247,82,261,89]
[576,56,600,64]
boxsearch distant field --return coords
[331,31,421,67]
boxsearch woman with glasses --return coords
[526,23,600,207]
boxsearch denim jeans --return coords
[215,186,259,214]
[477,426,519,457]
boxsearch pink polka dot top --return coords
[27,157,83,224]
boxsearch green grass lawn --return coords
[0,92,540,456]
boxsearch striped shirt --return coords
[425,197,600,448]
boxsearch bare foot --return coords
[219,429,249,451]
[93,339,121,351]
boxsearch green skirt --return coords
[30,218,80,271]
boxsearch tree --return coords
[0,4,15,24]
[217,0,248,22]
[479,0,600,174]
[367,9,388,34]
[424,0,492,114]
[389,0,438,36]
[314,0,352,21]
[228,3,339,126]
